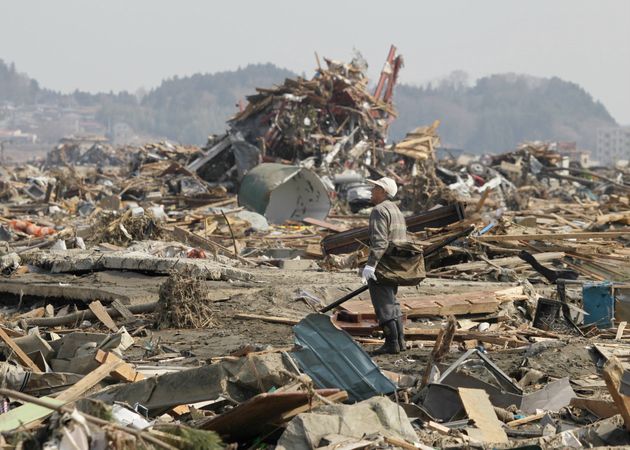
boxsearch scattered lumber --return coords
[0,327,41,372]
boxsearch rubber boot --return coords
[396,316,406,351]
[372,320,400,355]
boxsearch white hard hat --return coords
[367,177,397,198]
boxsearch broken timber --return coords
[0,327,41,372]
[321,203,465,255]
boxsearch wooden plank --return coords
[302,217,347,233]
[305,243,323,258]
[88,300,119,332]
[616,322,627,341]
[402,291,499,317]
[234,313,300,326]
[594,343,630,370]
[172,226,254,266]
[95,350,144,382]
[426,420,450,435]
[110,299,134,322]
[570,398,618,419]
[603,356,630,431]
[15,307,45,319]
[0,325,25,338]
[0,327,41,372]
[349,326,526,348]
[383,436,417,450]
[56,358,121,402]
[476,230,630,242]
[343,290,503,319]
[506,412,546,427]
[458,388,508,443]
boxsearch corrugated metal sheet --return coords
[238,163,331,224]
[292,313,396,402]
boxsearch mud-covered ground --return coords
[1,264,605,391]
[131,266,511,360]
[104,265,603,393]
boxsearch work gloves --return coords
[361,265,377,284]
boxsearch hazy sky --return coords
[1,1,629,123]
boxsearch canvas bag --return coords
[375,241,426,286]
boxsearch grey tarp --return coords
[91,352,299,415]
[276,397,417,450]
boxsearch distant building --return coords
[597,126,630,164]
[552,141,591,167]
[0,129,37,144]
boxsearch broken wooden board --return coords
[200,389,345,440]
[570,398,619,419]
[56,357,122,402]
[458,388,508,443]
[0,355,122,432]
[404,328,526,348]
[339,288,518,320]
[603,356,630,431]
[110,299,134,322]
[172,226,254,266]
[616,322,628,340]
[302,217,347,233]
[88,300,119,332]
[0,327,41,372]
[426,420,451,435]
[594,343,630,371]
[506,412,545,427]
[94,350,144,383]
[332,314,380,335]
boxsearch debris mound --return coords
[155,272,214,329]
[90,210,163,245]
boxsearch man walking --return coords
[361,177,407,355]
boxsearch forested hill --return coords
[0,59,617,152]
[390,73,616,152]
[100,64,298,144]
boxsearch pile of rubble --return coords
[1,48,630,450]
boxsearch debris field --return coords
[0,47,630,449]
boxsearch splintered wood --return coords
[421,316,456,387]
